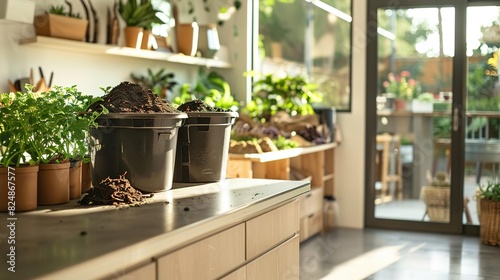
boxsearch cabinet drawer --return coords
[220,266,246,280]
[299,210,323,242]
[246,200,299,260]
[299,187,324,217]
[246,235,300,280]
[157,224,245,280]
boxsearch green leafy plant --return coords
[118,0,166,28]
[244,72,323,122]
[28,86,106,164]
[478,181,500,201]
[173,68,239,111]
[0,89,41,167]
[48,4,81,19]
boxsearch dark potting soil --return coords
[177,99,229,112]
[78,173,145,206]
[88,81,180,113]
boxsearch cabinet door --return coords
[157,224,245,280]
[246,235,299,280]
[246,200,299,260]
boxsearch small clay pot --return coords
[38,162,70,205]
[69,160,82,199]
[0,165,39,211]
[81,161,92,194]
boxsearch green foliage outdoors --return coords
[244,72,323,122]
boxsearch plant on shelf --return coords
[382,70,421,111]
[118,0,167,48]
[34,3,89,41]
[244,72,323,123]
[477,181,500,246]
[420,171,450,222]
[131,68,177,100]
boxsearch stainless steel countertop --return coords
[0,178,310,279]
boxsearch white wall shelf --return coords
[20,36,232,69]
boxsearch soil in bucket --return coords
[174,100,238,183]
[0,165,39,211]
[87,82,187,193]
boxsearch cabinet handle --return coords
[308,213,314,218]
[305,193,312,198]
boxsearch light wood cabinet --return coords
[155,200,300,280]
[157,224,245,280]
[246,235,300,280]
[227,143,336,241]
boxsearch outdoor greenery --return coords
[244,73,323,122]
[478,181,500,201]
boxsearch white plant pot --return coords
[0,0,35,24]
[412,100,433,113]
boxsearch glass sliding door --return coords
[374,7,455,223]
[464,6,500,226]
[366,0,466,233]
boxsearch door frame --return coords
[364,0,476,234]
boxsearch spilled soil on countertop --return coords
[88,81,180,113]
[78,173,145,206]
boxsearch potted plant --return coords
[118,0,167,49]
[29,86,104,205]
[34,4,89,41]
[477,181,500,246]
[412,92,434,113]
[0,89,40,211]
[382,71,421,112]
[420,171,450,222]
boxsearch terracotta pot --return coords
[124,26,144,49]
[176,22,199,56]
[69,160,82,199]
[38,162,70,205]
[394,98,407,112]
[81,161,92,194]
[141,29,155,50]
[0,165,39,212]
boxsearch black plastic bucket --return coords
[89,113,187,192]
[173,111,238,183]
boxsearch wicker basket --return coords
[421,186,450,222]
[479,199,500,246]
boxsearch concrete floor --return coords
[300,227,500,280]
